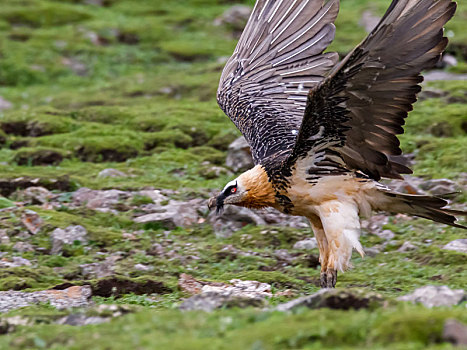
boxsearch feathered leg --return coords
[316,200,365,288]
[309,216,335,288]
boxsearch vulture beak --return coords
[207,196,217,211]
[207,194,224,215]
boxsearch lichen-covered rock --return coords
[0,285,92,313]
[274,289,385,312]
[50,225,88,255]
[398,285,465,307]
[443,239,467,254]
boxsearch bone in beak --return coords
[207,196,217,210]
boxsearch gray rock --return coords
[21,209,43,235]
[137,189,167,205]
[208,205,266,238]
[180,292,264,312]
[293,238,318,250]
[378,229,395,241]
[440,54,458,68]
[443,319,467,346]
[80,254,121,279]
[50,225,88,255]
[274,289,384,312]
[0,256,32,268]
[258,207,309,228]
[418,88,447,101]
[13,241,35,253]
[57,314,108,326]
[398,285,465,307]
[18,186,53,204]
[0,229,10,245]
[200,166,232,179]
[397,241,418,252]
[97,168,127,178]
[61,57,88,76]
[419,178,459,195]
[134,263,153,272]
[225,136,254,172]
[0,96,12,111]
[423,71,467,82]
[362,214,390,235]
[0,285,92,313]
[443,239,467,254]
[364,246,381,257]
[72,188,129,210]
[134,200,199,229]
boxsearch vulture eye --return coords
[230,187,237,194]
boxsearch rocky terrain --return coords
[0,0,465,349]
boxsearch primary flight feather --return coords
[209,0,464,288]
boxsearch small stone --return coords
[13,242,34,252]
[0,256,32,268]
[397,241,418,252]
[441,54,458,68]
[57,314,108,326]
[72,188,129,210]
[275,289,295,298]
[293,238,318,250]
[443,239,467,254]
[147,243,165,256]
[379,229,395,241]
[397,285,465,308]
[178,273,203,295]
[134,263,153,272]
[208,205,266,238]
[0,230,10,245]
[364,247,381,257]
[443,319,467,346]
[98,168,127,178]
[18,187,53,205]
[134,201,199,229]
[0,96,12,111]
[50,225,88,255]
[20,210,43,235]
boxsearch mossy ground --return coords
[0,0,466,349]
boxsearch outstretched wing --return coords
[289,0,456,180]
[217,0,340,163]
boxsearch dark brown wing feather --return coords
[217,0,340,163]
[291,0,457,180]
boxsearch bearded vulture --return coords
[208,0,464,288]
